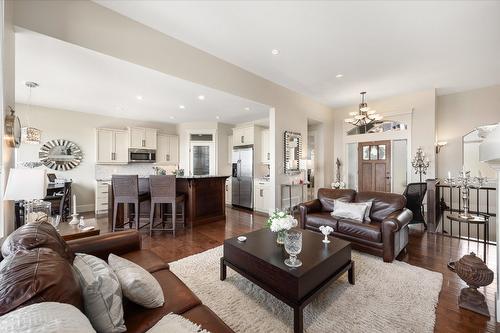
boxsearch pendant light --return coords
[22,81,42,144]
[344,92,383,127]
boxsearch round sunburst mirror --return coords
[39,139,83,170]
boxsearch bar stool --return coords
[149,175,185,237]
[112,175,150,232]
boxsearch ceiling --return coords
[15,29,270,124]
[95,0,500,107]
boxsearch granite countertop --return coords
[96,175,230,181]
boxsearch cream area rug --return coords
[169,246,443,333]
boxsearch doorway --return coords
[189,133,216,176]
[358,140,391,192]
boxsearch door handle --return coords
[267,152,270,160]
[241,136,244,143]
[166,154,170,161]
[260,189,263,197]
[142,139,145,147]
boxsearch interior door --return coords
[189,141,215,176]
[358,140,391,192]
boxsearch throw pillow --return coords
[358,200,373,222]
[146,313,209,333]
[0,248,82,316]
[330,200,369,222]
[108,254,164,308]
[73,253,126,333]
[1,222,74,262]
[0,302,95,333]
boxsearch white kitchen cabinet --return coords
[225,178,232,205]
[128,127,157,149]
[261,129,270,163]
[254,181,272,214]
[156,133,179,165]
[96,128,128,164]
[95,181,110,215]
[232,126,255,146]
[228,135,233,164]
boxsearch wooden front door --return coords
[358,140,391,192]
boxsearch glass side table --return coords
[446,212,489,271]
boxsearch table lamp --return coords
[478,122,500,321]
[4,168,50,224]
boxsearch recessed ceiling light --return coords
[336,74,344,78]
[244,107,250,111]
[179,105,185,109]
[215,115,220,120]
[169,116,175,120]
[198,95,205,100]
[271,49,280,55]
[136,95,143,100]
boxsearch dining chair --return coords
[149,175,185,236]
[45,182,71,221]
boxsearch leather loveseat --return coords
[0,224,233,333]
[299,188,412,262]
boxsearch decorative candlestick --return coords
[69,194,79,225]
[411,147,430,183]
[445,170,487,219]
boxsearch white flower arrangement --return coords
[267,210,298,232]
[331,181,346,189]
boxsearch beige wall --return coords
[12,0,335,210]
[15,104,176,212]
[437,84,500,178]
[332,89,437,185]
[2,0,15,236]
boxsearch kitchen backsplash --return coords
[95,164,177,180]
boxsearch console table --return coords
[446,212,489,271]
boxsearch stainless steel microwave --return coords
[129,149,156,163]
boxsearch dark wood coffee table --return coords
[220,228,354,333]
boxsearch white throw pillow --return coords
[146,313,210,333]
[331,200,369,222]
[73,253,126,333]
[108,253,164,308]
[359,200,373,222]
[0,302,95,333]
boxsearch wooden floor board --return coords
[86,207,499,333]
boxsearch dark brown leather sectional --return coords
[0,224,233,333]
[299,188,412,262]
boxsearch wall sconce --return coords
[435,141,447,154]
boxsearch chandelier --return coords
[22,81,42,144]
[344,92,383,127]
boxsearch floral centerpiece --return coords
[267,210,298,244]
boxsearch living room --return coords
[0,1,499,333]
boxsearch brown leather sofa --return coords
[0,225,233,333]
[299,188,412,262]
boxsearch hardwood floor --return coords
[89,207,499,333]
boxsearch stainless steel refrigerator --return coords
[232,146,254,209]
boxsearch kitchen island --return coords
[108,175,230,227]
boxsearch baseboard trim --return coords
[77,204,95,213]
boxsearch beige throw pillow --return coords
[0,302,95,333]
[73,254,126,333]
[108,254,164,309]
[331,200,369,222]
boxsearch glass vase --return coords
[24,200,51,224]
[276,230,286,244]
